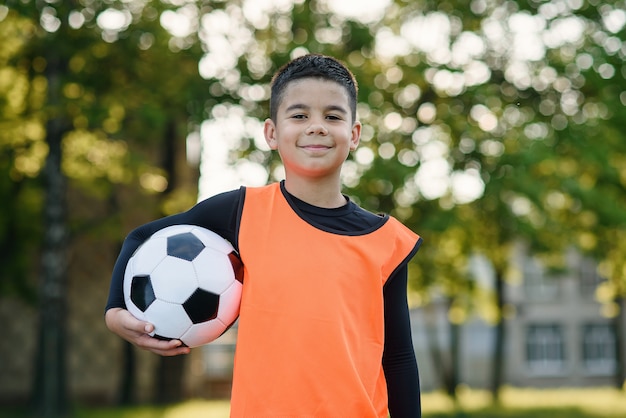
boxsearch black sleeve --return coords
[104,188,244,312]
[383,264,421,417]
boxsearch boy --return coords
[105,54,422,417]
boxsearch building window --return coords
[579,257,604,298]
[526,324,565,374]
[523,257,558,301]
[582,323,616,375]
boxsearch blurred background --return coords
[1,0,625,417]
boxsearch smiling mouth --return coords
[301,144,331,150]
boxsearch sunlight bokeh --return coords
[192,0,597,204]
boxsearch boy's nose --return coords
[306,121,328,135]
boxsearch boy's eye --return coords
[291,114,306,119]
[326,114,341,120]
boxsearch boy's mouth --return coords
[300,144,332,154]
[299,141,332,149]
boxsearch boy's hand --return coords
[105,308,190,356]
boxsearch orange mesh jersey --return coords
[231,183,421,417]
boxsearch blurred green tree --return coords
[2,0,209,415]
[0,4,42,303]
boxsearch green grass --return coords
[425,408,609,418]
[2,387,625,417]
[422,386,626,418]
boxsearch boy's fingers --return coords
[118,310,153,334]
[162,340,190,355]
[137,336,190,356]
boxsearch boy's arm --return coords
[383,264,421,417]
[105,188,243,355]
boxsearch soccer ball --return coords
[123,225,244,347]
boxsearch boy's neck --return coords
[283,177,346,209]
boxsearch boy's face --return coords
[264,78,361,181]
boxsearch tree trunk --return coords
[490,269,506,403]
[154,355,186,404]
[153,118,187,404]
[117,341,137,405]
[424,302,455,397]
[32,52,70,417]
[448,319,460,398]
[614,296,625,389]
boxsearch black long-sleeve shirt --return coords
[106,182,421,417]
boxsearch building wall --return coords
[409,247,623,391]
[504,249,618,388]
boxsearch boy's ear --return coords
[264,118,278,150]
[350,121,361,151]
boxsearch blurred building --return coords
[410,246,622,390]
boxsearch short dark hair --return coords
[269,54,358,123]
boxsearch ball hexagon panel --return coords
[182,318,229,347]
[167,232,205,261]
[192,248,237,294]
[145,299,192,340]
[130,237,168,275]
[183,288,220,323]
[149,256,199,304]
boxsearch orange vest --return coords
[230,183,420,417]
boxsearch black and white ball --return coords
[123,225,243,347]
